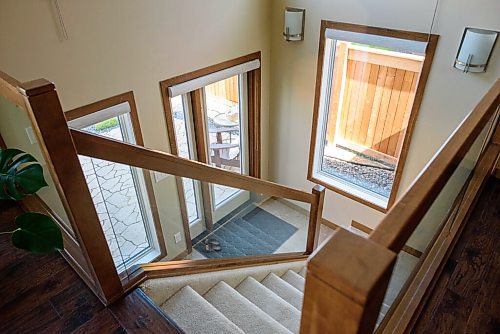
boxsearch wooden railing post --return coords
[301,228,396,333]
[306,185,325,253]
[18,79,123,305]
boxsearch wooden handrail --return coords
[301,229,396,333]
[141,252,308,279]
[370,78,500,253]
[0,71,26,109]
[16,79,124,305]
[379,142,499,333]
[70,129,315,203]
[306,185,326,253]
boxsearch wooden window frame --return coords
[308,21,439,212]
[65,91,168,263]
[160,52,262,247]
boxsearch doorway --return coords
[161,53,262,245]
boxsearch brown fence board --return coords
[388,71,415,156]
[328,47,422,158]
[395,74,419,157]
[359,64,380,144]
[353,62,371,141]
[366,66,388,148]
[373,66,396,151]
[379,68,405,153]
[340,60,355,138]
[205,75,239,103]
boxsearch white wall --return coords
[1,0,498,252]
[269,0,500,229]
[0,96,72,233]
[0,0,271,259]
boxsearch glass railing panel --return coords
[78,155,164,274]
[76,154,311,276]
[162,176,311,262]
[375,114,496,330]
[0,95,74,236]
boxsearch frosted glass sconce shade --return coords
[283,7,305,42]
[454,28,498,73]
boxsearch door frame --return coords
[160,52,262,248]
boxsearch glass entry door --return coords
[170,95,206,239]
[203,75,250,222]
[168,73,251,241]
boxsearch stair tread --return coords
[236,276,301,333]
[204,281,292,334]
[161,285,244,334]
[281,270,305,292]
[261,273,303,311]
[298,266,307,278]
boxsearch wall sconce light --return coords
[454,28,498,73]
[283,7,305,42]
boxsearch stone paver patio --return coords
[79,124,151,268]
[171,93,242,223]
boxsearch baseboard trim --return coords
[274,197,341,230]
[351,220,423,258]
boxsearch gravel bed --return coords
[321,156,394,198]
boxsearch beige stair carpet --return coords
[161,285,244,334]
[298,266,307,278]
[204,281,292,334]
[236,276,301,333]
[261,272,304,310]
[141,261,305,306]
[281,270,305,292]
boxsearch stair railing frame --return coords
[0,74,124,305]
[300,78,500,333]
[0,70,327,305]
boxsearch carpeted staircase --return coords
[141,261,307,334]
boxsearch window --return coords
[309,22,438,211]
[66,92,165,271]
[161,53,261,240]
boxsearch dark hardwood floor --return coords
[1,178,498,333]
[413,177,500,334]
[0,200,182,334]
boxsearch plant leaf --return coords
[12,212,64,253]
[0,148,48,200]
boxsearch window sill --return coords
[309,172,391,213]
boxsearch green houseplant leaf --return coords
[11,212,64,253]
[0,148,48,200]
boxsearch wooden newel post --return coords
[18,79,124,305]
[306,185,325,254]
[300,229,396,333]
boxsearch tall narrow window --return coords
[309,22,438,211]
[66,92,165,271]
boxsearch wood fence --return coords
[205,75,239,103]
[327,44,422,158]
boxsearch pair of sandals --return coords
[203,238,221,252]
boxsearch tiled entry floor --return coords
[185,198,336,260]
